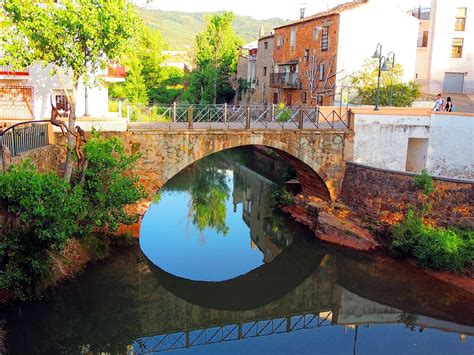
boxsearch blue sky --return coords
[133,0,432,20]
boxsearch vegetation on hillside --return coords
[0,133,146,300]
[351,60,420,107]
[389,170,473,272]
[138,9,284,50]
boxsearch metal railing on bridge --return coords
[130,312,332,354]
[0,121,50,157]
[127,104,351,131]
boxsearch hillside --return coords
[138,9,285,50]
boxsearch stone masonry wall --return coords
[3,145,62,174]
[340,162,474,228]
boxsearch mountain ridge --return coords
[138,9,285,50]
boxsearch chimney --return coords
[300,8,306,19]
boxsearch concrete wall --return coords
[337,1,419,86]
[352,110,474,180]
[340,162,473,228]
[414,20,431,91]
[252,35,274,105]
[427,0,474,93]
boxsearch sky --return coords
[133,0,432,20]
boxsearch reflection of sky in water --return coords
[140,171,265,281]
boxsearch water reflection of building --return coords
[233,163,293,263]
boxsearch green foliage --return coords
[0,162,82,299]
[414,169,434,195]
[390,209,473,272]
[276,103,293,122]
[137,9,285,50]
[78,130,147,234]
[184,12,243,104]
[80,235,110,261]
[271,189,295,208]
[351,60,420,107]
[0,134,146,299]
[0,0,139,84]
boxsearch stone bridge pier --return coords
[117,129,354,215]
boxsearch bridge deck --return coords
[128,121,349,131]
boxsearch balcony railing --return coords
[0,64,29,77]
[270,72,300,89]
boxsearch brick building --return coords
[271,0,419,107]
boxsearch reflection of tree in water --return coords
[190,163,230,238]
[163,149,247,240]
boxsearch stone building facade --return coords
[252,34,275,105]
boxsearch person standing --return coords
[444,97,453,112]
[433,94,444,111]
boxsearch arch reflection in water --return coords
[140,147,300,282]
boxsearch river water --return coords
[1,147,473,354]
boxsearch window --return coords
[313,27,320,40]
[264,41,268,49]
[451,38,464,58]
[277,36,283,49]
[290,28,296,48]
[321,27,329,51]
[304,49,310,65]
[263,66,267,76]
[301,91,307,104]
[417,31,429,47]
[319,64,325,81]
[455,7,467,31]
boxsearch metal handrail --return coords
[0,120,51,157]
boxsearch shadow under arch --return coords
[144,233,325,312]
[161,144,332,202]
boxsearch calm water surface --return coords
[1,147,473,355]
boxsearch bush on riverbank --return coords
[0,133,146,300]
[390,209,473,272]
[389,170,473,272]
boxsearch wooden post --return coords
[47,122,55,145]
[271,103,275,121]
[246,107,251,129]
[188,106,193,129]
[126,105,131,121]
[224,103,228,123]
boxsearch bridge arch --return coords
[125,129,351,216]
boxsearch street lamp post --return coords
[387,52,396,106]
[371,43,392,111]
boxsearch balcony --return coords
[270,72,301,89]
[0,64,29,79]
[102,64,126,83]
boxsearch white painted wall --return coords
[353,112,474,180]
[27,64,109,119]
[337,1,419,87]
[427,0,474,93]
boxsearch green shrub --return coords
[272,189,295,208]
[414,169,434,195]
[390,209,473,272]
[78,130,148,234]
[80,235,110,261]
[0,162,83,299]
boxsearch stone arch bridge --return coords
[110,127,354,215]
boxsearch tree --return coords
[305,52,338,105]
[185,12,242,104]
[351,60,420,107]
[0,0,139,182]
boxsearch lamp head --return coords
[380,59,389,71]
[372,44,382,58]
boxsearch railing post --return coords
[173,102,177,122]
[126,105,131,121]
[246,107,251,129]
[11,127,16,156]
[118,100,123,119]
[271,104,275,121]
[224,103,227,123]
[298,107,304,129]
[188,106,193,129]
